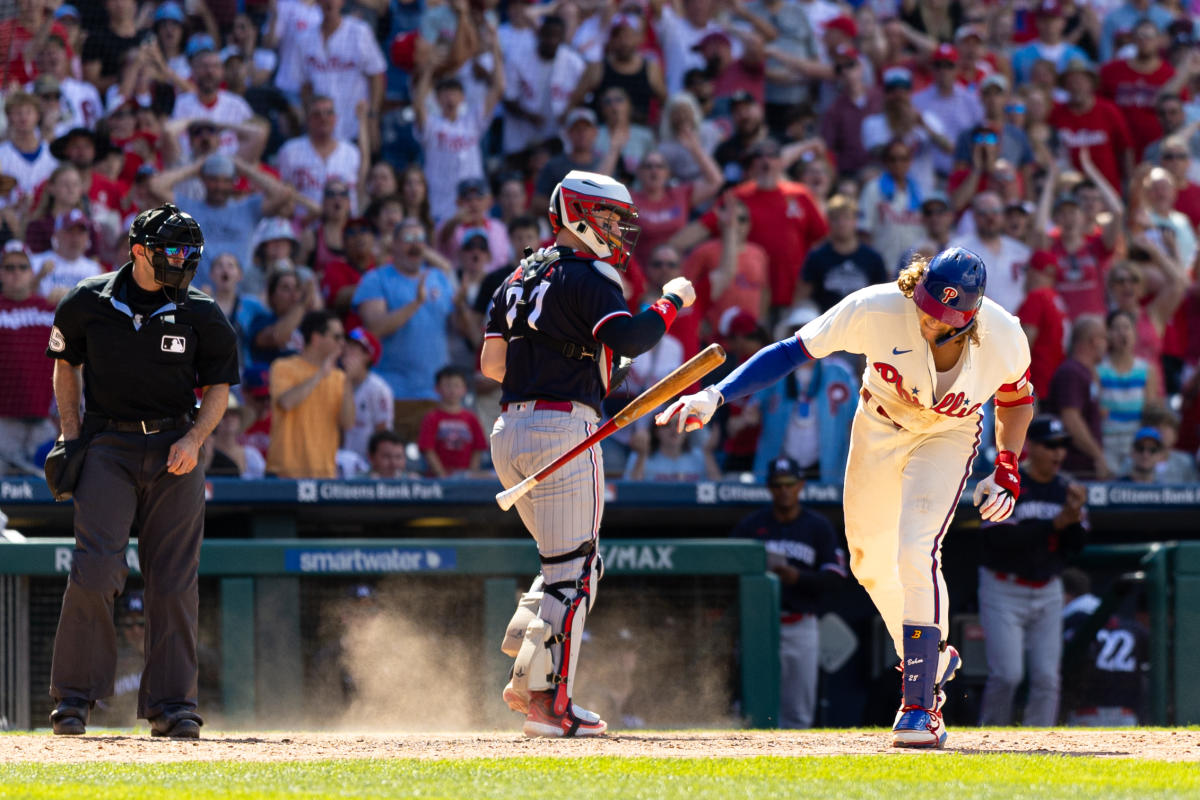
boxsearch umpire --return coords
[45,203,238,738]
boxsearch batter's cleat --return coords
[522,691,607,738]
[503,682,530,714]
[150,708,203,739]
[892,705,947,748]
[50,698,90,736]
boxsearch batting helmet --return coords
[129,203,205,297]
[912,247,986,340]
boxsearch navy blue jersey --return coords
[485,249,631,414]
[731,507,847,615]
[980,469,1089,582]
[1065,615,1149,715]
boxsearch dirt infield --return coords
[1,729,1198,763]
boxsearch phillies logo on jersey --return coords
[872,362,983,418]
[941,287,959,303]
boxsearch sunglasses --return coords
[885,154,911,163]
[1135,444,1162,454]
[1,261,30,271]
[736,215,750,223]
[160,245,200,259]
[39,92,61,100]
[641,161,668,170]
[346,226,374,236]
[325,189,350,198]
[190,126,217,136]
[1162,152,1188,160]
[769,481,799,489]
[1110,274,1139,284]
[648,259,680,268]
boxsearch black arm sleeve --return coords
[594,307,668,358]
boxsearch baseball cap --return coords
[456,177,489,199]
[729,88,757,106]
[720,308,760,338]
[692,30,732,51]
[55,208,90,232]
[461,228,491,251]
[824,15,859,39]
[610,13,641,32]
[242,365,270,398]
[980,73,1009,92]
[185,33,217,59]
[3,239,31,258]
[1028,250,1060,273]
[1053,193,1081,212]
[53,4,80,20]
[564,107,598,128]
[1006,199,1035,215]
[1027,416,1071,446]
[390,31,421,72]
[744,137,781,161]
[767,457,803,485]
[346,326,382,366]
[932,43,959,63]
[344,216,374,234]
[155,2,186,24]
[121,590,145,617]
[882,67,913,90]
[1134,426,1163,445]
[201,153,236,178]
[955,24,984,41]
[921,190,950,211]
[1060,56,1097,78]
[1035,0,1064,16]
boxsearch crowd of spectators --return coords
[3,0,1200,486]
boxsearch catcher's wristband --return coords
[650,295,680,329]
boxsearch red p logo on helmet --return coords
[941,287,959,303]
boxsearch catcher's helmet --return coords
[549,170,639,270]
[912,247,986,341]
[128,203,204,295]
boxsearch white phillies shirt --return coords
[796,283,1031,435]
[275,135,361,213]
[501,46,585,155]
[171,90,254,159]
[298,17,386,142]
[419,105,488,223]
[273,0,323,94]
[0,140,58,198]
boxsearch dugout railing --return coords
[0,538,780,731]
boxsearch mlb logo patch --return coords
[161,335,186,353]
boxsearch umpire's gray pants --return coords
[978,568,1063,726]
[49,430,204,721]
[779,614,819,729]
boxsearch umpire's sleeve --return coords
[45,286,88,365]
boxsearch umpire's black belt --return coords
[87,414,193,435]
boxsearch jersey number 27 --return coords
[504,282,550,330]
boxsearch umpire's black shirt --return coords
[46,262,240,420]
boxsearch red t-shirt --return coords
[1048,97,1133,191]
[1098,59,1174,159]
[0,294,56,417]
[320,259,370,330]
[701,181,828,309]
[1175,182,1200,232]
[946,167,1026,205]
[417,406,487,475]
[1016,287,1067,400]
[631,183,692,267]
[682,239,769,334]
[1048,228,1114,320]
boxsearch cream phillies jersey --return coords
[796,283,1031,435]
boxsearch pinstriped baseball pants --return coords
[490,402,604,574]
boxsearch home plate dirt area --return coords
[1,730,1198,762]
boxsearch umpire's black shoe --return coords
[50,698,91,735]
[150,708,203,739]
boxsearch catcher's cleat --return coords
[522,691,607,738]
[892,704,947,748]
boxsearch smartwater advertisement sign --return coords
[284,547,457,574]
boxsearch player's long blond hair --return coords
[896,254,982,346]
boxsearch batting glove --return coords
[655,386,723,433]
[972,450,1020,522]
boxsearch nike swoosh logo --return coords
[892,347,912,355]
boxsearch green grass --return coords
[1,755,1197,800]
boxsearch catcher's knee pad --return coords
[502,576,544,658]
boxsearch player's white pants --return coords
[842,404,981,660]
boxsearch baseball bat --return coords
[495,343,726,511]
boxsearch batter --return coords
[659,248,1034,747]
[481,170,695,737]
